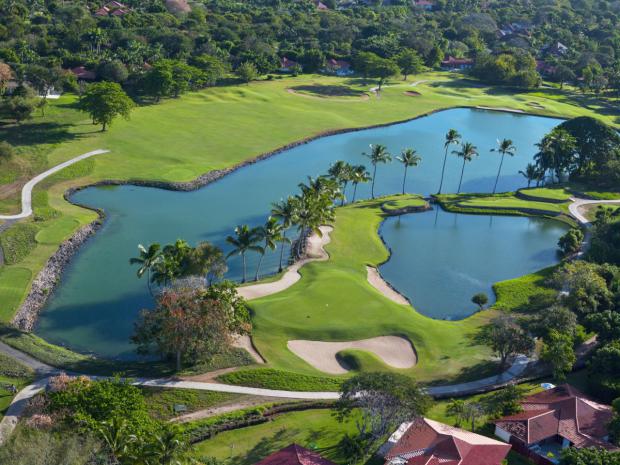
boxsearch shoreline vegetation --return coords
[0,73,619,383]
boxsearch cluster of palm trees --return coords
[226,174,343,283]
[361,144,422,198]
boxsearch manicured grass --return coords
[0,223,39,265]
[381,194,428,212]
[492,267,557,313]
[218,368,342,392]
[0,72,617,363]
[0,353,35,419]
[141,387,241,421]
[245,196,496,385]
[192,409,360,465]
[518,187,572,202]
[582,203,620,222]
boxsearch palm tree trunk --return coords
[457,159,466,194]
[492,153,506,194]
[341,181,348,206]
[278,231,287,272]
[241,252,247,283]
[402,167,408,195]
[352,183,358,202]
[438,147,449,194]
[371,164,377,199]
[255,253,264,281]
[147,268,154,297]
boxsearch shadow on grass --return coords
[426,359,502,387]
[289,85,367,98]
[226,427,300,465]
[0,121,90,148]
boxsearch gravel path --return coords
[0,149,109,220]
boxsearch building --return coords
[313,0,329,10]
[494,384,617,465]
[323,58,354,76]
[70,66,97,81]
[279,57,301,73]
[382,417,511,465]
[95,1,130,17]
[413,0,435,11]
[536,60,557,77]
[440,56,474,71]
[545,42,569,56]
[253,444,337,465]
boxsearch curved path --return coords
[568,197,620,225]
[0,149,109,220]
[238,226,332,300]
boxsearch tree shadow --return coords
[0,121,87,148]
[227,427,299,465]
[289,85,367,98]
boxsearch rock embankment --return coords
[12,219,101,331]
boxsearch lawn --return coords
[0,352,35,420]
[0,71,617,367]
[380,194,428,213]
[517,187,573,202]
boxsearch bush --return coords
[0,141,14,160]
[0,222,39,265]
[558,228,584,256]
[217,368,342,392]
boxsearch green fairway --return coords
[517,187,573,202]
[0,72,616,367]
[246,196,496,384]
[381,194,428,213]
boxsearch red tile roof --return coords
[254,444,337,465]
[280,57,299,69]
[70,66,96,80]
[385,418,511,465]
[495,384,616,450]
[441,56,473,66]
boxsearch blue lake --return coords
[35,108,564,358]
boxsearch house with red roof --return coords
[494,384,617,465]
[382,417,511,465]
[69,66,97,81]
[253,444,337,465]
[313,0,329,10]
[323,58,354,76]
[95,1,130,17]
[279,57,302,73]
[440,56,473,71]
[413,0,435,11]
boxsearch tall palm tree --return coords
[453,142,478,194]
[226,225,262,283]
[396,149,422,194]
[129,243,162,295]
[328,161,354,205]
[491,138,516,194]
[255,217,287,281]
[519,163,538,188]
[271,197,296,272]
[350,165,371,202]
[438,129,461,194]
[363,144,392,199]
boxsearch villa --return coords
[382,417,511,465]
[95,1,131,16]
[494,384,617,465]
[323,58,354,76]
[253,444,337,465]
[440,56,474,71]
[69,66,97,81]
[545,42,569,56]
[413,0,435,11]
[280,57,302,73]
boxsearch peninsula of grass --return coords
[516,187,573,203]
[381,194,429,214]
[0,71,617,367]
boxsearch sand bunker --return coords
[366,266,410,305]
[238,226,332,300]
[287,336,417,374]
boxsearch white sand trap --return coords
[287,336,417,375]
[238,226,332,300]
[366,266,410,305]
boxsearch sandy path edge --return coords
[366,266,410,305]
[287,336,417,375]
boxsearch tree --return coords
[143,61,174,102]
[189,54,228,86]
[369,56,400,91]
[558,228,584,256]
[490,138,516,194]
[541,329,576,381]
[188,241,228,285]
[80,82,134,131]
[96,60,129,83]
[4,94,37,123]
[560,446,620,465]
[364,144,392,199]
[453,142,478,194]
[438,129,461,194]
[554,65,576,89]
[0,141,14,161]
[481,384,525,417]
[480,316,534,369]
[133,286,245,370]
[26,65,63,114]
[471,292,488,310]
[150,239,194,287]
[529,305,577,339]
[130,243,162,296]
[585,311,620,343]
[0,61,12,92]
[335,372,431,454]
[271,197,296,272]
[589,341,620,398]
[236,62,258,84]
[396,49,424,80]
[226,224,262,283]
[519,163,541,188]
[534,128,577,182]
[255,216,286,281]
[549,262,613,317]
[328,160,354,206]
[396,149,422,194]
[350,165,371,202]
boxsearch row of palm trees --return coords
[226,175,343,283]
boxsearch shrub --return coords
[217,368,342,391]
[0,222,39,264]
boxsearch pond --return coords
[35,108,563,358]
[379,209,568,320]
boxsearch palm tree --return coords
[453,142,478,194]
[396,149,422,194]
[255,217,287,281]
[226,225,262,283]
[519,163,538,188]
[491,138,516,194]
[129,243,162,296]
[328,161,354,206]
[271,197,296,272]
[350,165,371,202]
[438,129,461,194]
[363,144,392,199]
